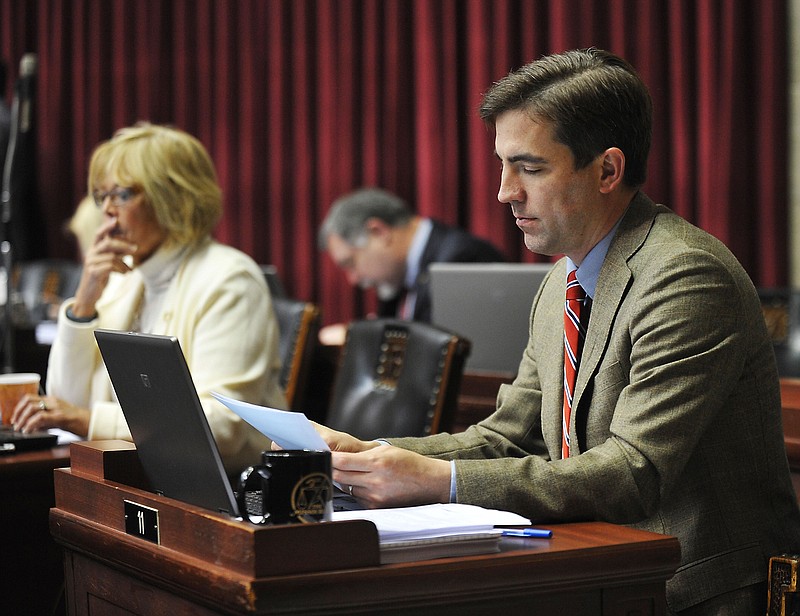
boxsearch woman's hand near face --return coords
[71,216,137,317]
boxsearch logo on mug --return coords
[291,472,332,522]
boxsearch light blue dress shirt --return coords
[448,215,625,502]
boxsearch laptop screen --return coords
[429,263,552,374]
[94,329,240,517]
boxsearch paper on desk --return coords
[49,428,83,446]
[210,391,329,451]
[332,503,530,543]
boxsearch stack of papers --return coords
[212,393,533,563]
[333,503,530,564]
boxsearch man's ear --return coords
[364,217,393,243]
[599,147,626,194]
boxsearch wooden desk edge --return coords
[51,507,679,615]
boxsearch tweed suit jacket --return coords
[378,219,506,322]
[390,192,800,611]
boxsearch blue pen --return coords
[499,527,553,539]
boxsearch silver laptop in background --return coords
[429,262,552,374]
[94,329,240,517]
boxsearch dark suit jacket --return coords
[392,193,800,612]
[378,219,506,321]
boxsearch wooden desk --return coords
[1,444,70,616]
[51,441,679,616]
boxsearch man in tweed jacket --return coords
[316,49,800,614]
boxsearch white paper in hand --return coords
[210,392,329,451]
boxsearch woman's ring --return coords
[348,484,354,497]
[38,400,47,411]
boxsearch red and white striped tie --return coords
[562,270,586,459]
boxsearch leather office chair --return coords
[273,297,320,410]
[260,264,287,298]
[12,259,82,324]
[760,288,800,378]
[1,259,81,380]
[767,553,800,615]
[325,319,471,440]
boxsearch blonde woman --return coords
[66,194,103,258]
[13,123,286,475]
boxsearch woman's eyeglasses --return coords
[92,187,138,208]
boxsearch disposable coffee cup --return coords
[0,373,41,425]
[236,449,333,525]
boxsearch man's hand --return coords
[332,446,451,509]
[318,323,347,346]
[283,422,451,508]
[270,421,382,453]
[311,421,382,453]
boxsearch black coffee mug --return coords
[236,450,333,525]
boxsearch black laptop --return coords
[94,329,240,517]
[0,425,58,453]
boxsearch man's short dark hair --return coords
[479,48,652,188]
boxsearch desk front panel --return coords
[1,445,70,616]
[53,502,678,616]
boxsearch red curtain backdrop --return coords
[0,0,788,326]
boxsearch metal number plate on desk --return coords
[124,500,160,544]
